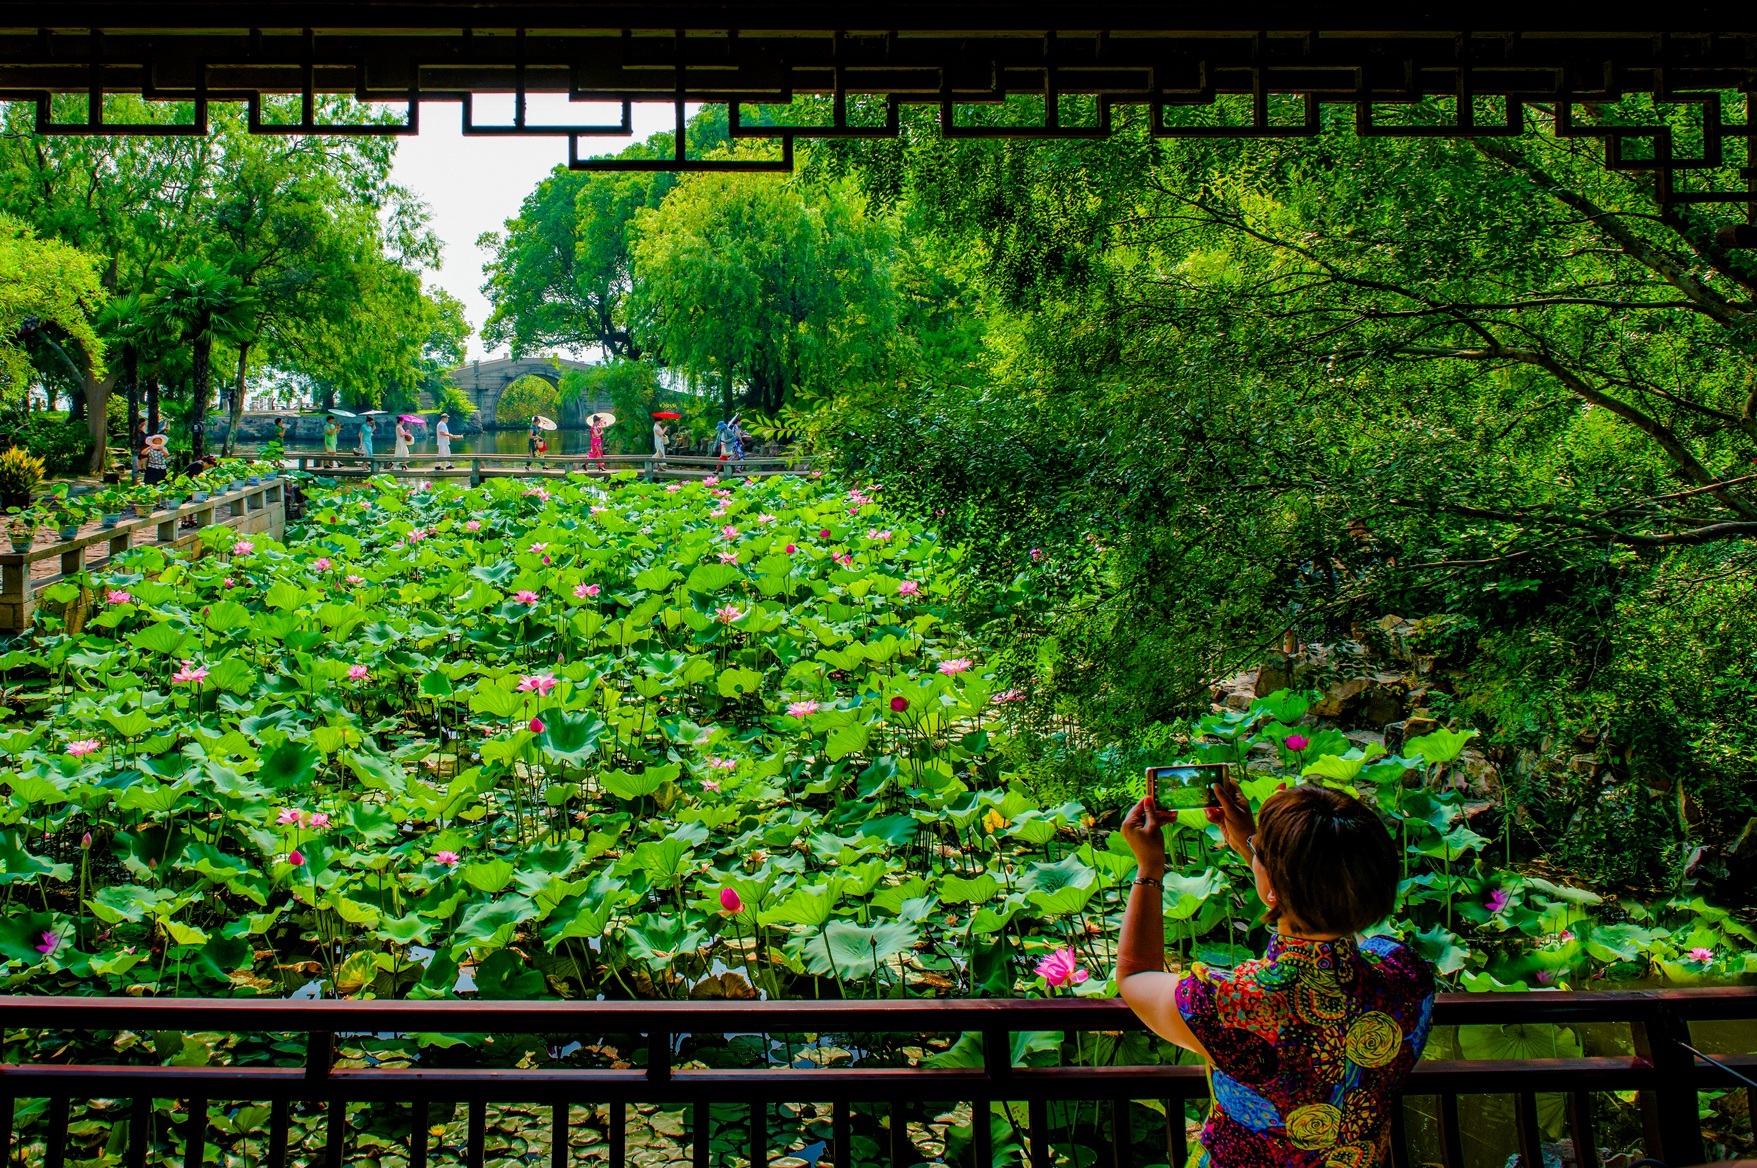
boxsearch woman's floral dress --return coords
[1175,934,1435,1168]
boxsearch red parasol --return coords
[651,410,682,419]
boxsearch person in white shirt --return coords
[436,415,454,467]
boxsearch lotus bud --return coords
[719,888,743,914]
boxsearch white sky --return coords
[388,96,676,361]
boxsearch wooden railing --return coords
[0,990,1750,1168]
[0,479,285,634]
[292,453,810,483]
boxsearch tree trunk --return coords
[123,346,139,482]
[224,341,250,457]
[189,326,211,461]
[146,375,160,436]
[82,368,113,476]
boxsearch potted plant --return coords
[49,493,87,540]
[0,447,44,512]
[127,482,160,519]
[164,475,193,510]
[95,485,127,528]
[5,505,38,552]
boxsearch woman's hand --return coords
[1120,797,1171,877]
[1205,775,1255,859]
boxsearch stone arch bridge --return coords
[449,356,614,429]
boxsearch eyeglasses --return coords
[1246,835,1259,861]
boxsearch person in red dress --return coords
[1116,779,1434,1168]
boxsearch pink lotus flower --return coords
[408,528,427,542]
[819,529,831,539]
[1485,889,1510,914]
[721,525,739,540]
[704,475,720,487]
[359,500,371,511]
[348,664,370,683]
[105,589,131,605]
[1559,930,1574,943]
[703,779,721,792]
[757,513,777,524]
[890,696,909,713]
[518,674,558,696]
[172,660,209,686]
[714,603,745,625]
[346,574,365,586]
[513,590,540,605]
[575,583,601,599]
[719,887,742,913]
[1035,947,1089,988]
[1284,734,1310,752]
[866,528,892,541]
[787,700,819,718]
[833,553,854,567]
[937,658,973,676]
[590,505,609,515]
[529,541,548,554]
[714,490,733,500]
[276,809,301,826]
[524,486,550,501]
[529,716,546,733]
[314,557,332,571]
[666,483,682,494]
[711,506,729,518]
[709,758,738,770]
[65,739,102,758]
[785,544,797,555]
[224,577,236,588]
[232,540,254,555]
[897,581,920,597]
[35,930,64,957]
[309,813,330,829]
[434,850,460,867]
[287,849,306,867]
[465,519,481,532]
[1688,946,1714,963]
[718,551,739,564]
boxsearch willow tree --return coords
[626,172,899,416]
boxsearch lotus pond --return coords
[0,470,1750,1001]
[0,470,1753,1165]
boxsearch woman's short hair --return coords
[1255,784,1398,935]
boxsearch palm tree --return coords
[145,259,254,460]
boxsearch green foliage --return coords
[495,374,560,425]
[627,173,900,415]
[0,214,106,400]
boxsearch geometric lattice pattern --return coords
[1,21,1753,220]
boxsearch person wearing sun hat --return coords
[142,433,171,485]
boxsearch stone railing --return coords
[0,479,285,634]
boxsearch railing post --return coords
[306,1030,333,1079]
[648,1029,672,1083]
[471,458,481,486]
[1633,1003,1705,1166]
[184,1097,206,1168]
[128,1093,149,1168]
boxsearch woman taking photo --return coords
[1116,779,1433,1168]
